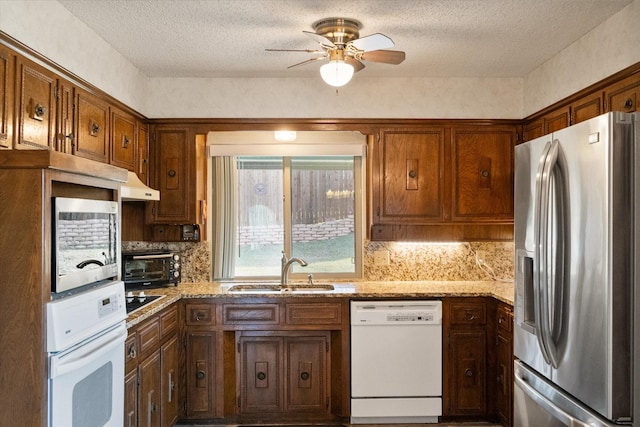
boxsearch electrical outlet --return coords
[476,250,487,264]
[373,250,390,266]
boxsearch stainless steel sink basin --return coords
[225,283,336,293]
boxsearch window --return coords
[212,153,363,281]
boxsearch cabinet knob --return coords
[33,103,46,121]
[408,170,417,178]
[624,98,634,110]
[196,370,206,380]
[122,135,130,148]
[300,371,310,381]
[195,312,205,321]
[168,169,177,177]
[480,169,490,178]
[90,121,100,136]
[464,368,474,377]
[466,310,477,321]
[256,371,267,381]
[127,345,136,360]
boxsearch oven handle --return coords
[130,254,173,260]
[50,323,127,379]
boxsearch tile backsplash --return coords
[123,240,514,283]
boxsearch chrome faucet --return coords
[280,252,308,287]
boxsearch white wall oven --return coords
[47,281,127,427]
[52,197,120,295]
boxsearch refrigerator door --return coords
[514,360,618,427]
[514,112,634,421]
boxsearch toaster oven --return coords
[122,250,181,289]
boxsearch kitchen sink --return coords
[225,283,337,293]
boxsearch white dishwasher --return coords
[350,300,442,424]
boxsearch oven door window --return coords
[49,324,125,427]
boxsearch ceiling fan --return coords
[266,18,406,87]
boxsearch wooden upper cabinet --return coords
[110,106,137,171]
[74,88,109,163]
[451,126,514,221]
[147,126,206,224]
[605,73,640,113]
[0,44,14,149]
[15,57,57,150]
[571,92,603,124]
[522,118,544,142]
[374,127,446,224]
[543,107,570,133]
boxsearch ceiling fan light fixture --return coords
[320,60,354,87]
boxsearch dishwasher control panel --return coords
[351,301,442,325]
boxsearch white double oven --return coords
[48,197,126,427]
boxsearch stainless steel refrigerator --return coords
[514,111,638,427]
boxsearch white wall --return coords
[0,0,148,114]
[1,0,638,119]
[523,0,640,116]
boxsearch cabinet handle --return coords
[624,98,634,110]
[168,169,177,177]
[480,169,490,178]
[256,371,267,381]
[466,310,477,321]
[196,370,206,380]
[33,103,46,121]
[464,368,474,377]
[127,345,136,360]
[195,312,204,321]
[122,135,130,148]
[300,371,310,381]
[408,170,417,178]
[168,369,175,403]
[498,315,504,324]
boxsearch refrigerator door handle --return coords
[515,370,592,427]
[533,140,554,366]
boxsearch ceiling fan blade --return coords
[266,48,325,54]
[303,31,336,49]
[350,33,395,52]
[360,49,406,65]
[346,57,365,73]
[286,56,327,69]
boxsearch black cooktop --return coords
[126,294,164,314]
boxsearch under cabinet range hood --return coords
[121,171,160,201]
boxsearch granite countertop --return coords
[126,280,514,328]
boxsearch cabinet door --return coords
[544,108,570,133]
[148,126,196,224]
[186,331,217,418]
[161,335,179,427]
[522,118,544,142]
[451,126,514,221]
[285,336,328,413]
[74,88,109,162]
[15,57,57,150]
[374,127,446,224]
[111,107,137,171]
[139,351,161,427]
[496,331,513,426]
[124,369,138,427]
[606,74,640,113]
[447,329,487,415]
[571,92,603,124]
[239,336,284,413]
[0,44,14,148]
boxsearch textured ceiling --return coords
[58,0,632,79]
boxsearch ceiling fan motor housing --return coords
[312,18,362,46]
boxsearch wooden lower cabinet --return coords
[125,303,180,427]
[238,332,329,414]
[495,302,514,427]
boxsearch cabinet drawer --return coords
[223,303,280,325]
[160,304,178,338]
[450,302,487,326]
[497,304,513,333]
[185,303,215,326]
[285,303,342,326]
[137,317,160,357]
[124,331,138,373]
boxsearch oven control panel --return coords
[98,292,123,318]
[386,312,435,322]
